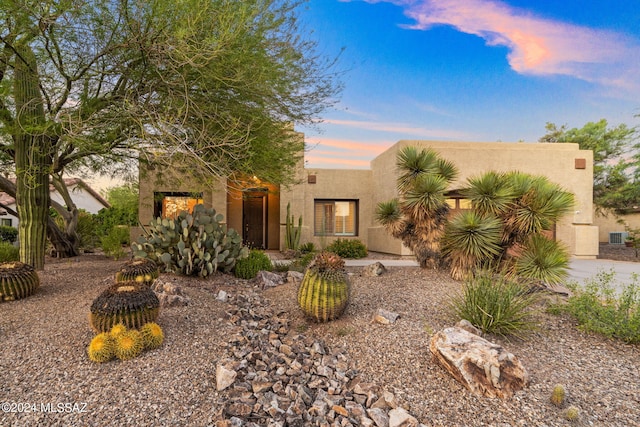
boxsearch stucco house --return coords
[138,139,599,259]
[0,178,110,228]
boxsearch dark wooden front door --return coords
[243,191,267,249]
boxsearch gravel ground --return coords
[1,253,639,426]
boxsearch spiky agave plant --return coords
[90,282,160,332]
[0,261,40,302]
[87,332,115,363]
[297,252,350,322]
[115,258,159,286]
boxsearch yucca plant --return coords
[441,211,503,280]
[449,271,541,339]
[297,252,350,322]
[376,146,458,268]
[513,234,570,286]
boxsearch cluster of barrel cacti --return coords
[87,322,165,363]
[90,258,161,332]
[131,204,248,277]
[0,261,40,302]
[297,251,350,322]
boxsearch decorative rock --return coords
[373,309,400,325]
[217,290,229,302]
[216,363,238,391]
[152,278,190,307]
[456,319,482,336]
[389,408,419,427]
[367,407,389,427]
[362,262,387,277]
[286,270,304,284]
[429,327,529,399]
[256,271,285,289]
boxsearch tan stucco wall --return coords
[367,140,596,257]
[279,164,372,251]
[594,209,640,242]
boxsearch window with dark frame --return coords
[153,192,204,219]
[314,200,358,236]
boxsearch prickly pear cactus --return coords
[131,204,248,277]
[297,252,350,322]
[0,261,40,302]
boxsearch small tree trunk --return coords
[14,44,51,270]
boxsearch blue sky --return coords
[297,0,640,169]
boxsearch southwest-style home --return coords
[138,139,599,259]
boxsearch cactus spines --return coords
[140,322,164,350]
[90,282,160,332]
[115,258,159,285]
[550,384,566,407]
[0,261,40,301]
[297,252,350,323]
[110,323,127,337]
[565,406,580,422]
[114,329,144,360]
[87,333,115,363]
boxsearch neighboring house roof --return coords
[0,177,110,211]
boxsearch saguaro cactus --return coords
[13,44,51,270]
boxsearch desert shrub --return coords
[556,270,640,344]
[0,241,19,262]
[234,249,273,279]
[449,271,540,338]
[299,242,315,253]
[326,238,367,259]
[52,209,100,250]
[287,251,316,273]
[95,206,138,237]
[0,225,18,243]
[101,226,130,260]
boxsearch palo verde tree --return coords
[0,0,342,269]
[376,147,575,284]
[540,119,639,213]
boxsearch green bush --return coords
[0,241,19,262]
[101,226,130,260]
[234,249,273,279]
[449,271,540,338]
[95,206,138,236]
[326,238,367,259]
[288,251,315,273]
[0,226,18,243]
[299,242,315,253]
[555,270,640,344]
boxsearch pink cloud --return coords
[306,137,391,155]
[369,0,639,90]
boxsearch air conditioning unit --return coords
[609,232,629,245]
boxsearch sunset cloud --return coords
[367,0,640,90]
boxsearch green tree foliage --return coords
[540,119,639,212]
[0,0,341,267]
[376,147,575,283]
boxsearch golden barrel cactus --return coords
[0,261,40,302]
[115,258,159,286]
[297,252,350,322]
[90,282,160,332]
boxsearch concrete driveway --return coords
[568,259,639,293]
[346,257,639,293]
